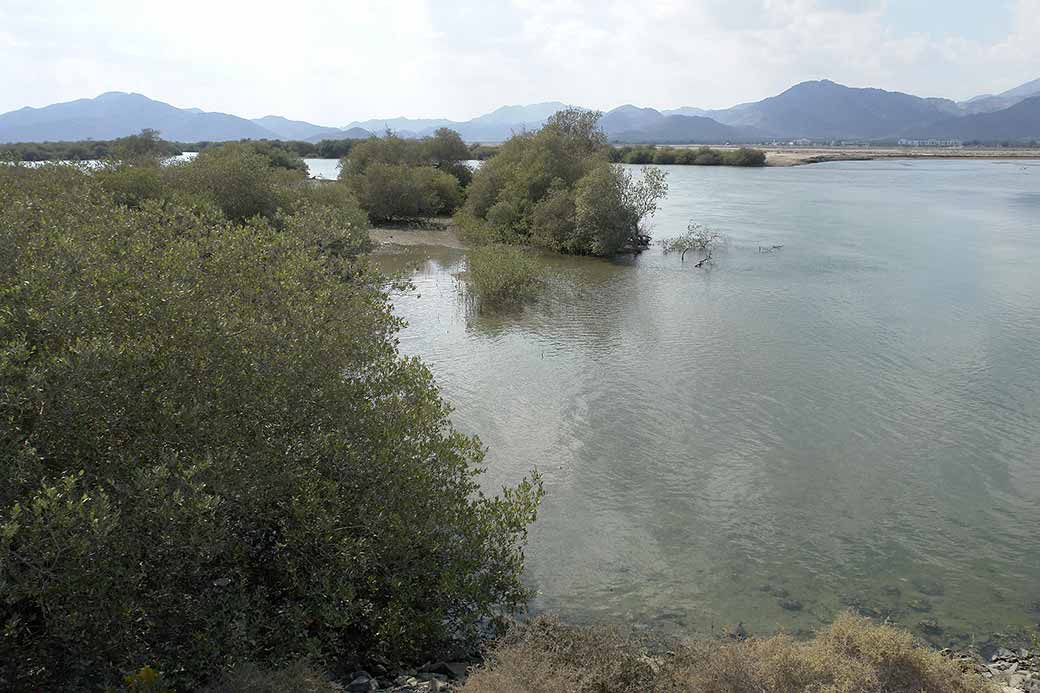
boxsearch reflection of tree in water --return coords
[464,252,649,356]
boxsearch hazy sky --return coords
[1,0,1038,125]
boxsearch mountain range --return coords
[2,78,1038,145]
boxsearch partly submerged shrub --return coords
[458,109,667,257]
[465,244,545,308]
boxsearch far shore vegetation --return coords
[611,144,767,166]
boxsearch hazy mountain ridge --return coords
[958,78,1040,115]
[0,92,279,143]
[251,115,344,141]
[907,96,1040,141]
[2,78,1038,145]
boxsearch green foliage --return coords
[339,129,471,221]
[95,163,166,208]
[164,142,300,221]
[0,132,181,162]
[457,108,667,256]
[465,244,545,308]
[314,138,355,159]
[612,145,767,167]
[276,193,373,257]
[468,143,499,160]
[0,165,542,690]
[237,140,309,172]
[110,129,171,163]
[348,163,462,222]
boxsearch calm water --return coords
[374,160,1040,647]
[305,158,341,179]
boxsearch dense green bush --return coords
[457,109,667,256]
[348,163,462,222]
[339,129,470,221]
[164,142,296,221]
[0,165,542,690]
[95,162,167,207]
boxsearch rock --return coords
[1000,687,1024,693]
[638,654,663,675]
[778,598,803,611]
[760,584,789,598]
[347,673,379,692]
[994,648,1018,662]
[918,619,942,635]
[1010,674,1027,688]
[907,598,933,613]
[882,585,902,597]
[426,661,469,679]
[724,622,749,640]
[911,576,945,597]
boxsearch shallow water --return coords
[374,160,1040,646]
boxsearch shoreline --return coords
[619,143,1040,167]
[761,147,1039,167]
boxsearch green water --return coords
[375,159,1040,647]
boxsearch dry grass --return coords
[198,660,341,693]
[462,613,996,693]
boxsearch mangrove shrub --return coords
[456,108,667,256]
[0,164,542,690]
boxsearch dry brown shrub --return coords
[462,616,654,693]
[463,613,996,693]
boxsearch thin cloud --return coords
[0,0,1035,124]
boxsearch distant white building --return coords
[898,138,963,147]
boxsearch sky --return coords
[1,0,1038,125]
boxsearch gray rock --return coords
[778,598,803,611]
[760,584,789,598]
[426,661,469,679]
[724,622,749,640]
[347,673,379,692]
[911,576,945,596]
[918,618,942,635]
[907,598,933,613]
[994,648,1017,662]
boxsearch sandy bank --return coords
[369,218,466,250]
[760,146,1040,167]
